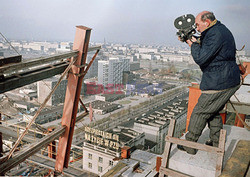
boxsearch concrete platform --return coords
[227,74,250,115]
[243,74,250,85]
[168,125,250,177]
[230,85,250,104]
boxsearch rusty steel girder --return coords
[55,26,92,172]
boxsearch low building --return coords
[23,105,63,124]
[19,89,37,101]
[140,53,156,60]
[133,100,188,154]
[126,81,175,97]
[95,92,125,102]
[83,126,145,176]
[86,100,121,115]
[130,62,140,71]
[122,71,135,85]
[13,100,37,112]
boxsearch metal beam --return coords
[88,45,101,52]
[27,154,98,177]
[0,114,2,156]
[0,55,22,67]
[55,26,91,172]
[0,62,68,93]
[0,126,66,174]
[0,51,78,76]
[0,46,100,77]
[0,46,101,94]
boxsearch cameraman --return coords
[178,11,240,154]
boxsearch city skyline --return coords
[0,0,250,49]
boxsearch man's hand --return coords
[186,39,193,47]
[186,36,197,47]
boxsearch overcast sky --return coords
[1,0,250,49]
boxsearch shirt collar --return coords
[201,19,218,36]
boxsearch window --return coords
[88,162,92,169]
[109,160,113,166]
[98,157,103,163]
[88,153,92,159]
[98,166,103,172]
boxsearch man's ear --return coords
[205,19,211,27]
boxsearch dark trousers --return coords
[186,85,240,146]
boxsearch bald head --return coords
[195,11,216,33]
[200,11,216,22]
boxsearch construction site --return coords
[0,25,250,177]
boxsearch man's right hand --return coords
[186,37,197,47]
[186,39,193,47]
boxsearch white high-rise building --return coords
[98,58,130,87]
[37,77,67,106]
[84,53,100,79]
[98,60,109,86]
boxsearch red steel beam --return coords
[48,127,56,159]
[0,113,3,157]
[55,26,91,172]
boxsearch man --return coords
[178,11,240,154]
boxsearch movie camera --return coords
[174,14,197,42]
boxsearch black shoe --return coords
[177,145,185,151]
[205,139,213,146]
[177,145,197,155]
[185,147,197,155]
[212,142,219,147]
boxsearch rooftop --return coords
[108,126,144,144]
[87,100,120,111]
[103,149,158,177]
[135,100,188,126]
[168,125,250,177]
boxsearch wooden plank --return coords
[159,119,175,177]
[215,129,226,177]
[0,126,66,174]
[165,136,221,153]
[159,166,192,177]
[220,140,250,177]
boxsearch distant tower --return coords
[89,103,93,122]
[103,37,106,48]
[149,60,152,74]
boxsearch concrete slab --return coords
[244,74,250,85]
[230,85,250,104]
[168,125,250,177]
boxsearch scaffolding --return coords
[0,25,100,175]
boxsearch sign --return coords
[85,127,120,150]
